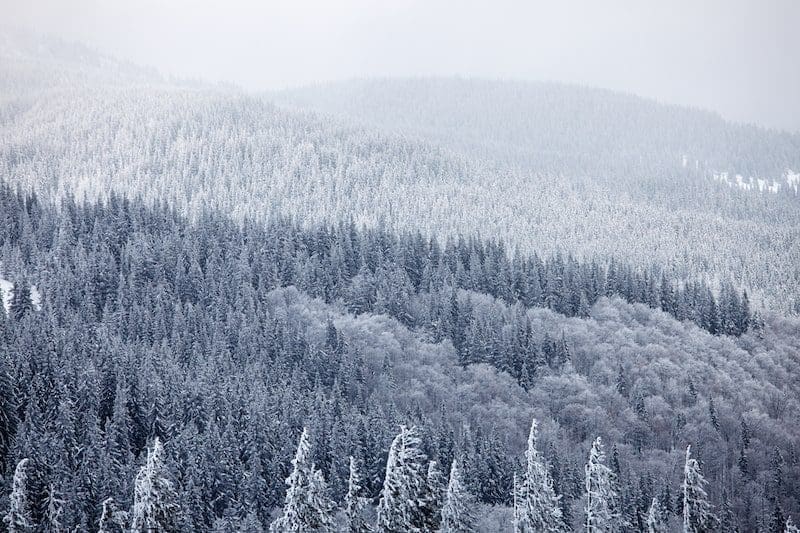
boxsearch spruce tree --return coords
[98,497,128,533]
[4,458,33,533]
[682,446,716,533]
[517,419,566,532]
[0,365,17,468]
[645,497,667,533]
[9,279,33,321]
[42,484,64,533]
[422,460,446,531]
[130,437,180,532]
[585,437,619,532]
[513,473,522,533]
[270,427,334,532]
[376,425,427,532]
[344,456,371,533]
[440,459,476,533]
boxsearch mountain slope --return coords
[1,181,798,531]
[275,78,800,192]
[1,35,799,314]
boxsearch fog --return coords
[3,0,799,131]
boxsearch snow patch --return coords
[711,170,797,195]
[0,278,11,315]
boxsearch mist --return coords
[3,0,799,132]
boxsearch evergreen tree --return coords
[344,456,371,533]
[440,459,476,533]
[646,497,667,533]
[98,497,128,533]
[682,446,716,533]
[0,365,17,468]
[376,425,427,532]
[513,473,522,533]
[270,427,335,532]
[585,437,619,532]
[422,460,446,531]
[41,484,64,533]
[517,419,566,532]
[130,437,180,532]
[9,279,33,321]
[786,516,800,533]
[4,458,33,533]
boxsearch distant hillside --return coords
[275,78,800,193]
[0,26,163,93]
[1,34,799,312]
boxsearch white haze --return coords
[2,0,799,132]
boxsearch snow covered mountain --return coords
[1,33,799,315]
[275,78,800,194]
[2,28,800,532]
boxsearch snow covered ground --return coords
[711,169,799,195]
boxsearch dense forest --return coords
[276,79,800,186]
[1,30,800,533]
[1,183,798,531]
[2,37,800,314]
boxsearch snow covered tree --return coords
[646,497,667,533]
[270,427,334,532]
[585,437,619,532]
[9,279,33,320]
[41,484,64,533]
[440,459,476,533]
[376,425,427,532]
[98,497,128,533]
[682,445,716,533]
[130,437,180,532]
[421,460,446,531]
[513,473,522,533]
[0,365,17,468]
[516,419,566,532]
[4,458,33,533]
[344,456,371,533]
[786,516,800,533]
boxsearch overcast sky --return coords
[4,0,799,131]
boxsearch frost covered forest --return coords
[1,29,800,533]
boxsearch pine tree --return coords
[0,365,17,468]
[682,446,716,533]
[585,437,619,532]
[9,279,33,320]
[517,419,566,532]
[130,437,180,532]
[4,458,33,533]
[513,473,522,533]
[422,460,446,531]
[440,459,476,533]
[98,497,128,533]
[376,425,427,532]
[768,498,786,533]
[344,456,371,533]
[646,497,667,533]
[270,427,334,532]
[41,484,64,533]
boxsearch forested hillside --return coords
[0,184,798,531]
[1,30,800,532]
[2,40,799,314]
[275,79,800,313]
[276,79,800,193]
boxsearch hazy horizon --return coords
[2,0,799,132]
